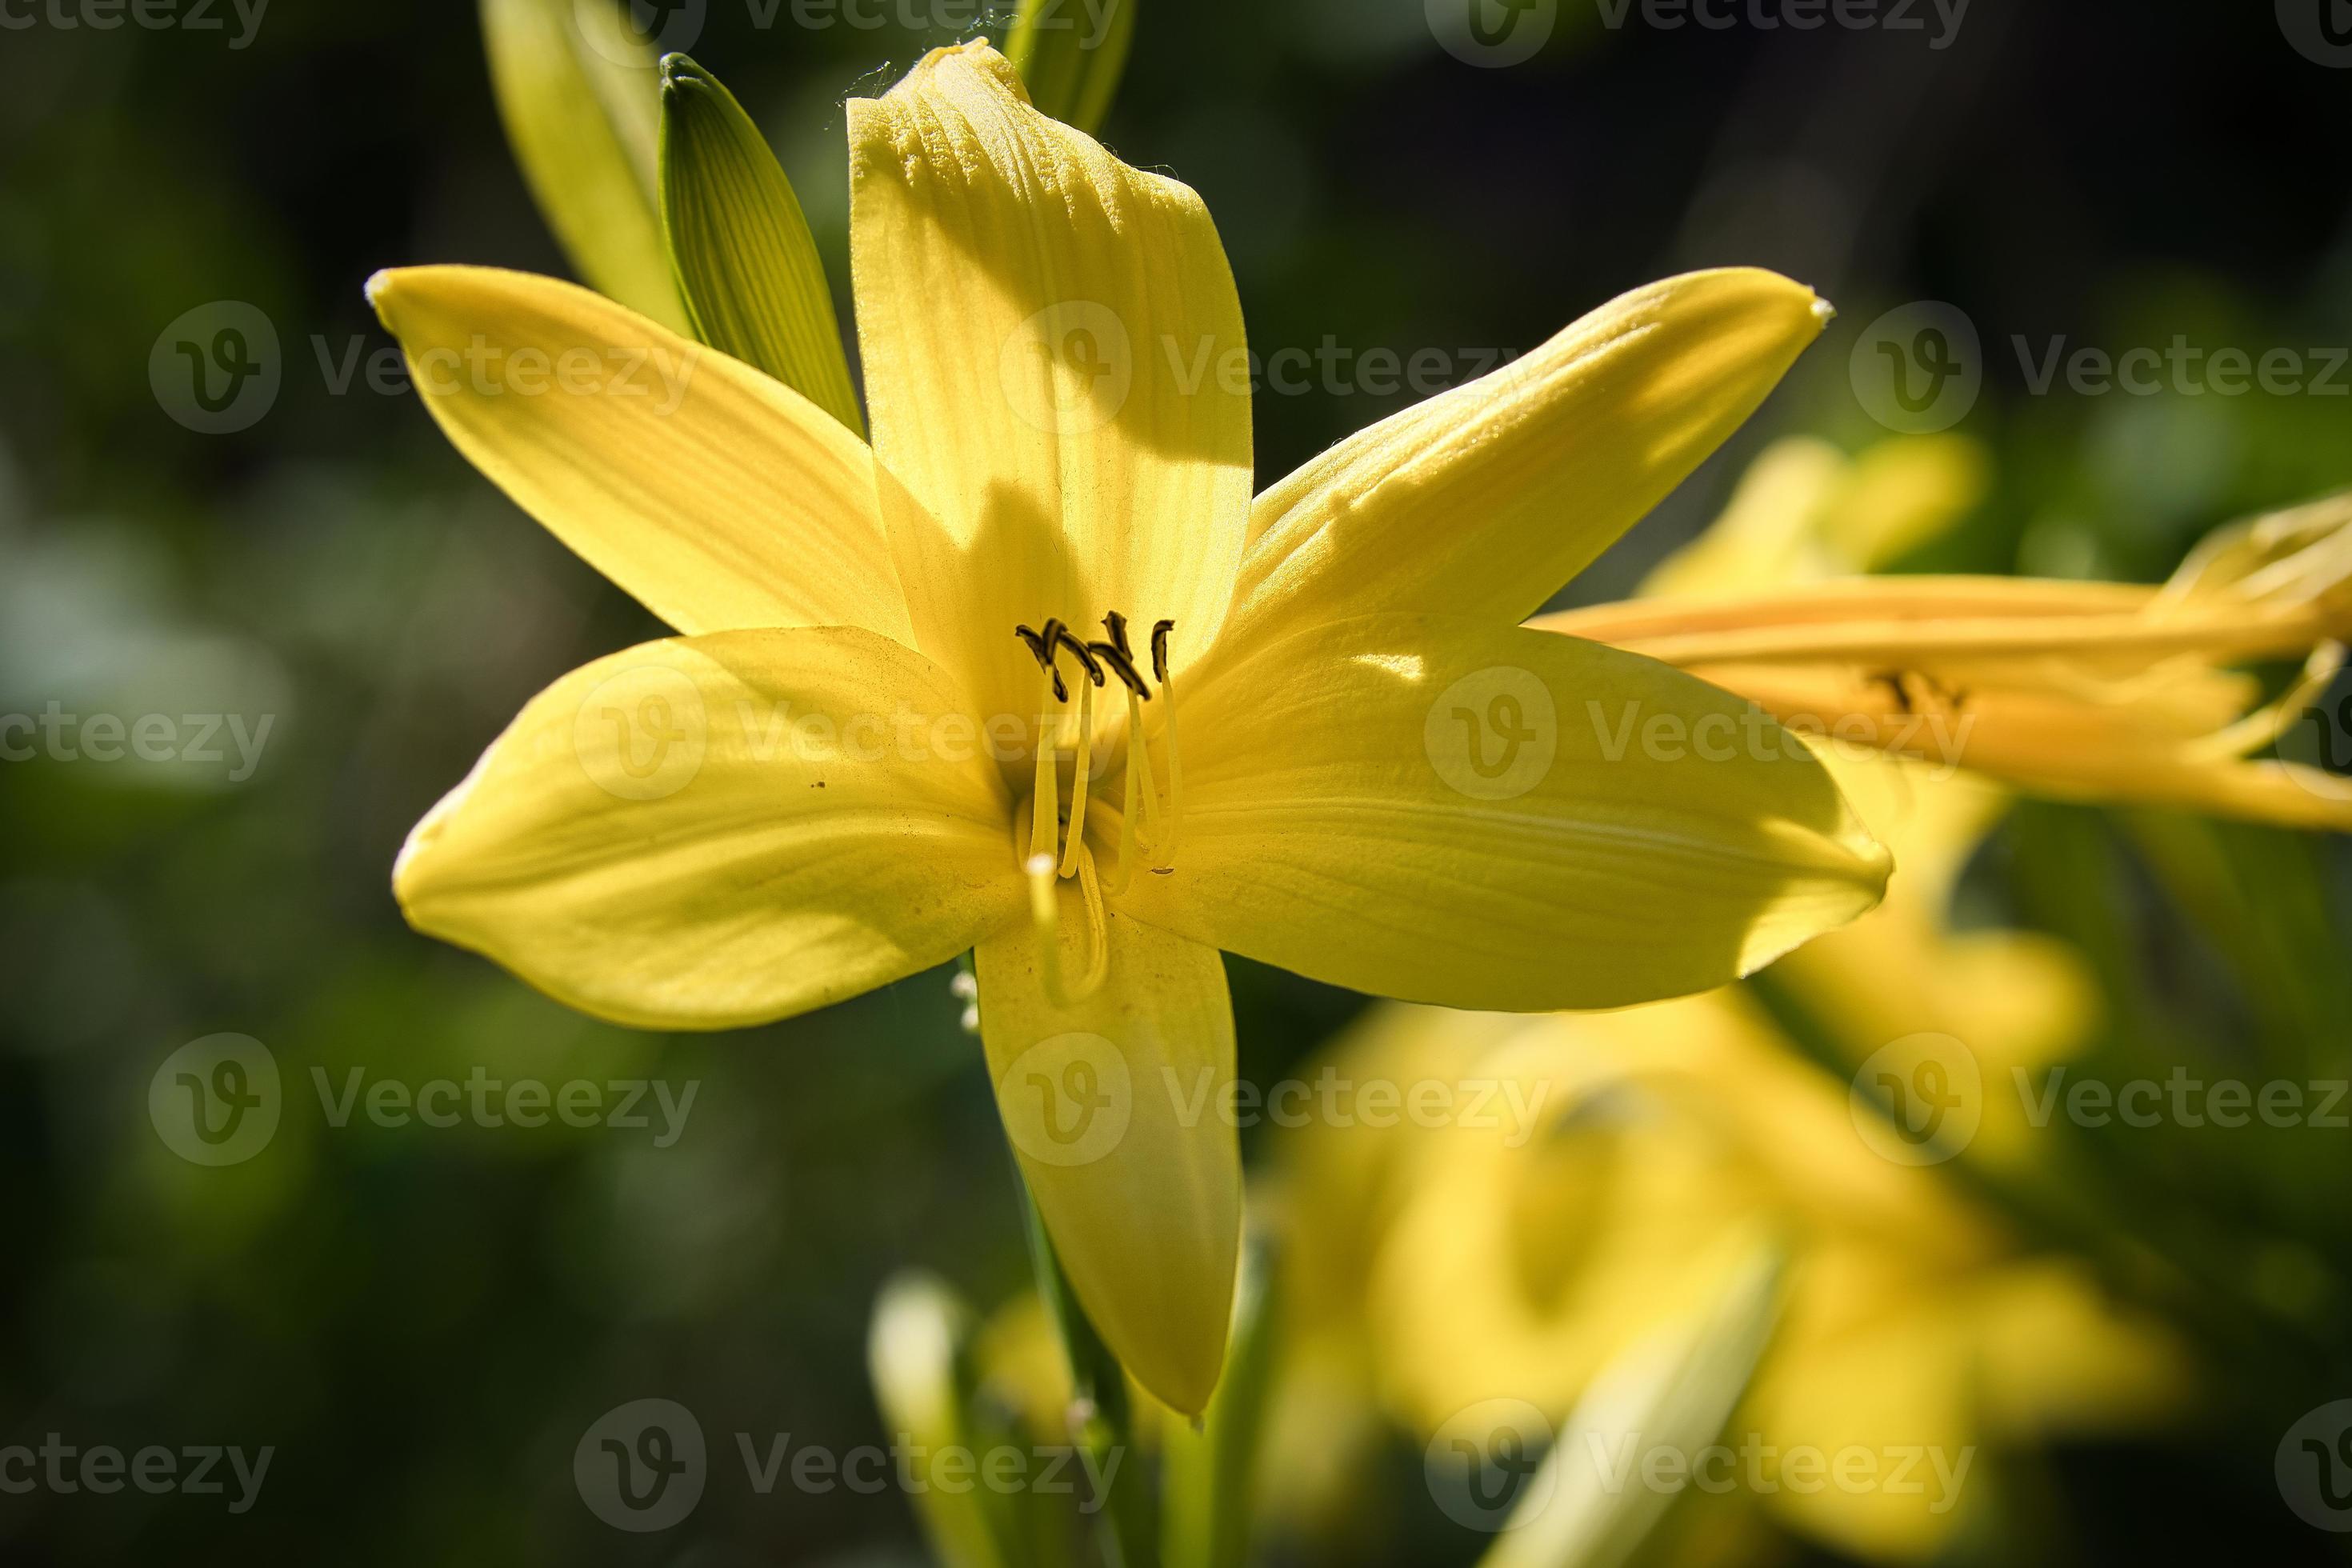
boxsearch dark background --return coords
[2,0,2349,1561]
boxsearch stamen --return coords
[1015,623,1067,702]
[1026,849,1108,1008]
[1150,619,1174,684]
[1100,690,1151,898]
[1058,673,1094,878]
[1029,663,1059,865]
[1153,659,1185,870]
[1087,639,1151,699]
[1051,623,1105,689]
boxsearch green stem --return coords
[1018,1169,1158,1568]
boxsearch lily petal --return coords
[396,627,1019,1029]
[1218,269,1826,659]
[1113,614,1890,1010]
[848,42,1253,725]
[369,265,911,642]
[977,902,1239,1415]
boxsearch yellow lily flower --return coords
[370,42,1890,1414]
[1542,487,2352,830]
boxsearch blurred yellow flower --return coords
[1546,482,2352,830]
[1273,437,2194,1562]
[369,44,1890,1414]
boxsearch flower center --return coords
[1010,612,1186,1007]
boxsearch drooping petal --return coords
[1111,614,1890,1010]
[1215,269,1827,660]
[848,42,1253,726]
[369,265,910,642]
[976,901,1239,1415]
[395,628,1019,1030]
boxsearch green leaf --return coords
[1005,0,1138,137]
[658,55,865,435]
[478,0,688,332]
[1477,1243,1783,1568]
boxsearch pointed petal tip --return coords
[1811,294,1838,327]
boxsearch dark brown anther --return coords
[1015,622,1068,702]
[1051,623,1106,686]
[1150,620,1175,684]
[1088,641,1152,699]
[1100,611,1134,658]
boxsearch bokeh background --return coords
[3,0,2351,1561]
